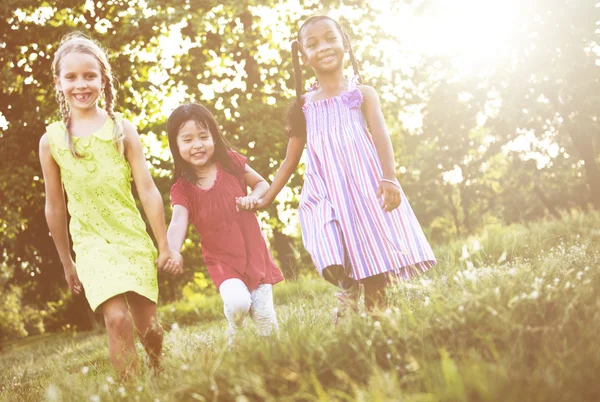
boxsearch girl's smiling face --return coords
[176,120,215,169]
[300,19,346,73]
[55,52,104,111]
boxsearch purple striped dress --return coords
[299,77,437,281]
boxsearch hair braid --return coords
[104,78,124,157]
[56,89,81,158]
[286,40,307,138]
[343,32,362,84]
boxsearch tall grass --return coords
[1,212,599,401]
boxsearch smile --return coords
[72,93,92,102]
[319,54,336,62]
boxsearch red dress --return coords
[170,151,284,291]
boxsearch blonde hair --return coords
[52,32,124,158]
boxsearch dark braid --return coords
[343,32,362,84]
[286,40,307,138]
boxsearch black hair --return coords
[167,103,244,183]
[286,16,363,139]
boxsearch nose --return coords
[75,78,88,89]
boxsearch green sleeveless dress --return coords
[46,113,158,311]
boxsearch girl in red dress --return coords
[166,103,284,340]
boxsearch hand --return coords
[64,262,83,295]
[235,196,259,211]
[377,179,401,212]
[156,249,184,276]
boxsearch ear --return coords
[301,53,309,65]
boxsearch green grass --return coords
[2,212,600,401]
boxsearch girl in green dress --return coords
[39,33,182,381]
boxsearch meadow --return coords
[1,212,599,402]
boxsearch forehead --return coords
[178,120,209,136]
[58,52,101,73]
[301,19,340,41]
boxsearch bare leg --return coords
[363,273,387,312]
[126,292,164,373]
[100,295,138,381]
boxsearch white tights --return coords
[219,278,278,340]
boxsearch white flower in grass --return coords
[366,339,373,346]
[584,266,590,272]
[576,271,583,280]
[565,281,572,289]
[81,366,89,375]
[387,339,393,345]
[508,267,517,276]
[529,290,539,300]
[137,386,143,392]
[424,296,430,307]
[117,387,126,397]
[386,353,392,359]
[105,376,114,384]
[181,364,189,371]
[171,323,180,331]
[373,321,381,329]
[458,305,464,312]
[554,278,560,285]
[90,395,100,402]
[101,384,109,393]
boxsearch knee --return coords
[104,310,133,335]
[224,295,251,320]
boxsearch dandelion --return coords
[81,366,89,375]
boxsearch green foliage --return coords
[1,0,599,340]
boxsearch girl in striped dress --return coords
[246,16,436,315]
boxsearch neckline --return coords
[68,115,111,140]
[303,78,358,109]
[191,163,221,193]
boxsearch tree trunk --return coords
[533,181,561,219]
[566,121,600,209]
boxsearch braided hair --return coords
[287,16,362,139]
[52,32,124,158]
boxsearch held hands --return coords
[235,196,261,212]
[377,179,402,212]
[156,249,184,276]
[64,261,83,295]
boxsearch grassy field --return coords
[1,212,599,401]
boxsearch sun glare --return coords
[378,0,519,74]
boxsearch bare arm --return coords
[167,205,189,253]
[260,135,306,206]
[39,134,82,294]
[123,119,181,270]
[360,85,401,211]
[236,164,270,211]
